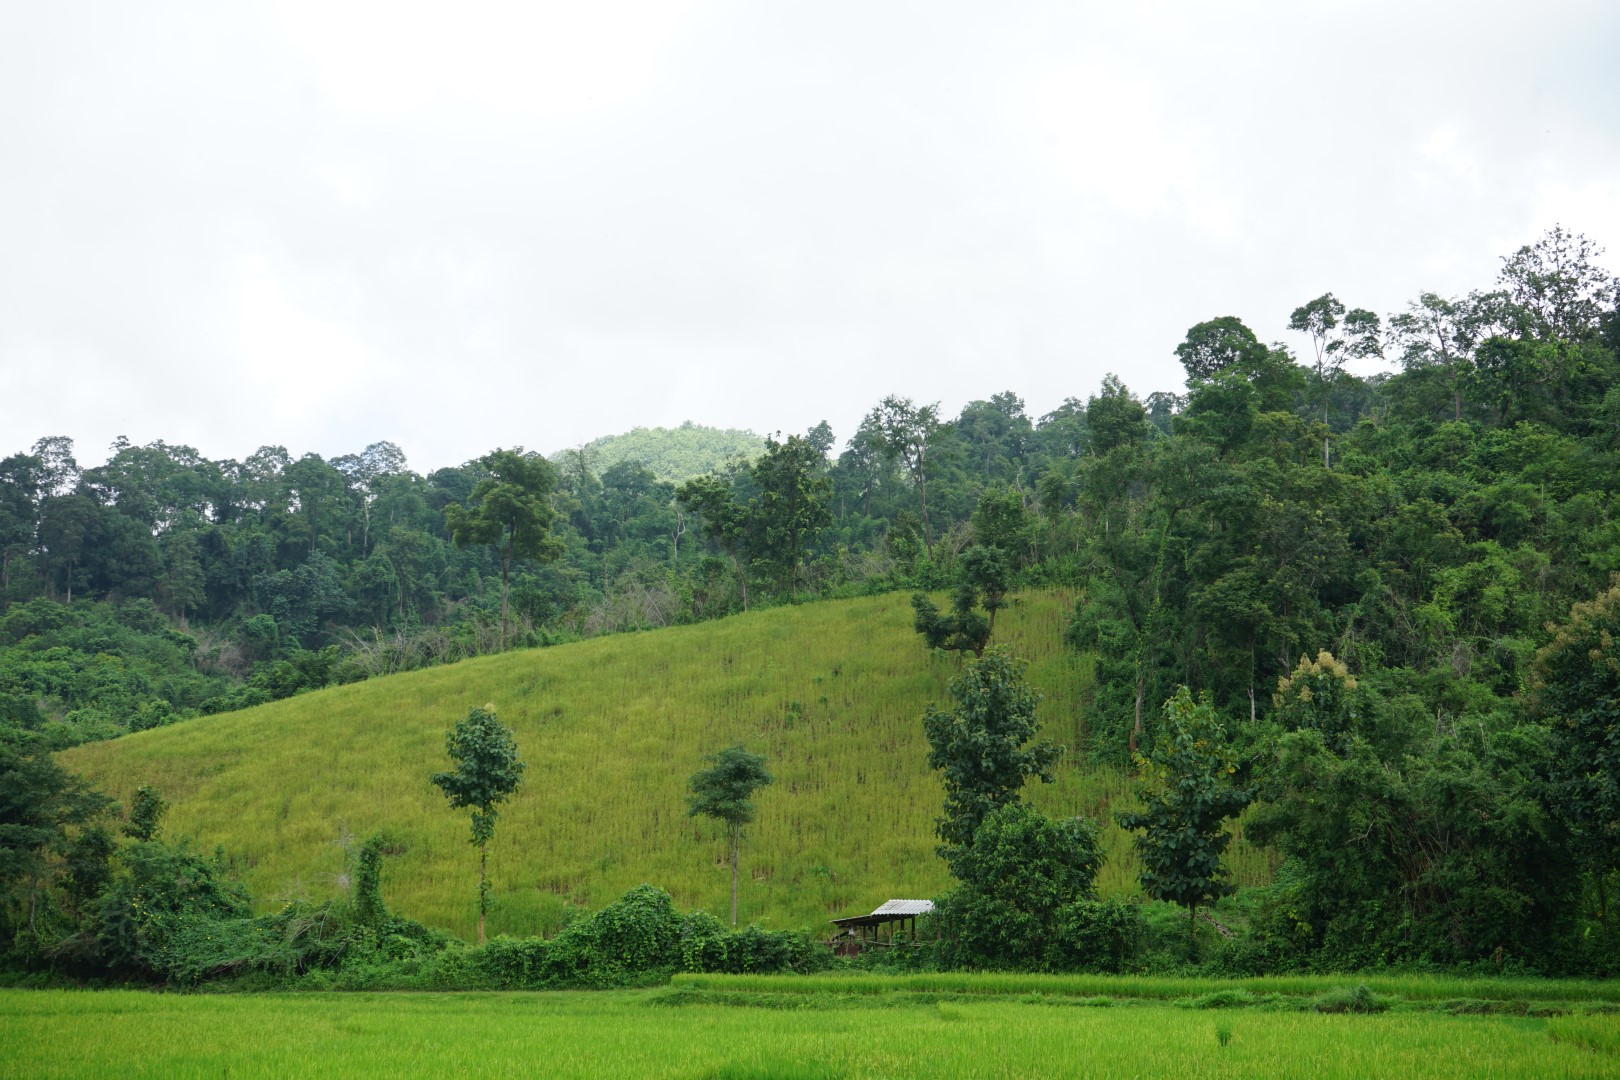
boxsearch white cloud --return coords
[272,0,701,121]
[236,256,384,426]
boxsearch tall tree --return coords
[675,473,752,610]
[1497,224,1615,343]
[1532,579,1620,922]
[332,440,409,554]
[687,744,773,926]
[749,434,832,599]
[0,453,41,597]
[1288,294,1381,466]
[1387,291,1505,421]
[1116,688,1250,955]
[444,449,563,648]
[866,396,941,550]
[155,530,206,629]
[0,737,113,944]
[430,704,524,944]
[922,646,1059,872]
[1174,316,1268,382]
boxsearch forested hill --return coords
[9,224,1620,973]
[549,422,765,484]
[1,224,1618,773]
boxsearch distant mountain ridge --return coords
[550,422,764,483]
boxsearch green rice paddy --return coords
[4,983,1617,1078]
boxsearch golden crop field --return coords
[60,590,1278,938]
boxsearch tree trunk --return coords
[499,555,511,651]
[479,840,489,945]
[917,460,931,554]
[729,828,740,927]
[1130,668,1145,755]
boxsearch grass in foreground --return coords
[5,987,1619,1079]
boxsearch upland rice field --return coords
[5,988,1620,1079]
[59,590,1280,937]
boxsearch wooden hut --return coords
[829,899,934,955]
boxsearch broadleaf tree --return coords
[687,744,773,926]
[1532,578,1620,923]
[443,448,563,648]
[430,703,524,944]
[1116,687,1250,955]
[749,433,832,599]
[922,645,1059,874]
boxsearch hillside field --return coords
[60,591,1277,937]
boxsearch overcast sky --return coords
[4,0,1618,473]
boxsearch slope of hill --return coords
[551,422,765,483]
[60,591,1274,937]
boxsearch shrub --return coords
[933,803,1105,970]
[1056,898,1143,973]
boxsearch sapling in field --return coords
[688,744,773,926]
[431,703,524,944]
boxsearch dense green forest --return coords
[4,225,1620,982]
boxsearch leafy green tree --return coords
[36,493,99,602]
[912,543,1012,658]
[933,802,1106,970]
[0,736,113,949]
[971,486,1032,568]
[444,449,563,648]
[1271,651,1360,753]
[1175,316,1269,381]
[430,704,524,944]
[923,646,1058,871]
[911,585,990,658]
[1388,291,1505,421]
[331,440,409,554]
[281,452,355,559]
[1247,718,1577,969]
[1117,687,1250,955]
[122,785,168,842]
[749,434,833,598]
[1533,579,1620,921]
[0,452,42,598]
[1288,293,1381,465]
[959,544,1011,634]
[1497,225,1615,343]
[866,395,941,549]
[954,393,1034,487]
[253,551,349,647]
[93,836,251,979]
[687,744,773,926]
[1085,374,1152,454]
[155,530,206,629]
[675,473,752,610]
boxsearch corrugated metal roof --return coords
[829,899,936,927]
[871,899,934,916]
